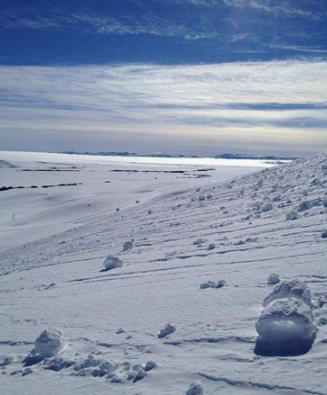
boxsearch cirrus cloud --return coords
[0,59,326,156]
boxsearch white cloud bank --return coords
[0,60,327,156]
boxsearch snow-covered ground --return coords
[0,151,268,253]
[1,151,327,395]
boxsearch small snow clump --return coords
[103,255,123,271]
[297,201,311,212]
[0,355,14,366]
[186,381,204,395]
[129,364,146,382]
[123,241,133,251]
[158,323,176,339]
[263,279,312,308]
[261,203,273,212]
[144,360,156,371]
[22,367,33,376]
[200,281,216,289]
[23,328,64,366]
[215,280,226,288]
[267,273,280,285]
[193,238,205,245]
[286,211,298,220]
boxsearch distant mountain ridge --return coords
[62,151,297,160]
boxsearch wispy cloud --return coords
[0,10,219,41]
[0,8,62,30]
[270,45,327,54]
[0,60,326,155]
[166,0,324,20]
[1,1,325,44]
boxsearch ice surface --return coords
[263,279,312,307]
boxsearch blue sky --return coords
[1,0,327,156]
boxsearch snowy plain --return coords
[1,150,327,395]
